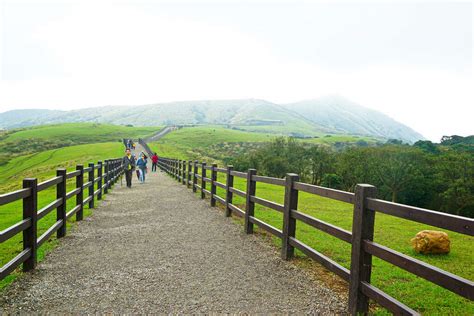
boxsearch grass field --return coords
[152,128,474,315]
[0,142,125,289]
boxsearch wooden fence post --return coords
[112,160,117,185]
[182,160,187,185]
[245,169,257,234]
[187,161,192,188]
[110,160,114,186]
[349,184,377,315]
[175,160,178,179]
[210,163,217,207]
[225,165,234,217]
[282,173,299,260]
[97,161,103,200]
[104,160,109,194]
[88,162,94,209]
[177,160,181,181]
[201,162,207,199]
[173,159,178,179]
[22,178,38,272]
[56,168,67,238]
[76,165,84,221]
[193,160,198,192]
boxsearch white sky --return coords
[0,0,472,141]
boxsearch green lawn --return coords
[0,141,125,289]
[154,136,474,315]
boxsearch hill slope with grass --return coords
[0,123,160,166]
[283,96,424,143]
[149,125,377,164]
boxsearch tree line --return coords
[230,136,474,218]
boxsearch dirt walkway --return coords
[0,150,346,314]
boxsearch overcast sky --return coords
[0,0,472,141]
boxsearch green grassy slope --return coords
[3,123,156,142]
[150,125,377,163]
[153,128,474,315]
[1,123,160,157]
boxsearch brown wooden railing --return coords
[0,158,124,281]
[157,156,474,316]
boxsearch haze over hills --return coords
[0,96,424,142]
[283,96,424,142]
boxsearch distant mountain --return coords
[283,96,424,143]
[0,109,66,129]
[0,97,424,142]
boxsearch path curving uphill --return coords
[0,146,346,313]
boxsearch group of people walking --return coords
[125,139,136,150]
[122,147,159,188]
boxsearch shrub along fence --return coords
[0,158,124,281]
[157,156,473,315]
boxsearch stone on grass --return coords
[411,230,450,254]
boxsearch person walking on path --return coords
[122,148,136,188]
[151,152,158,172]
[136,152,148,183]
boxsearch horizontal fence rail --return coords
[156,155,474,315]
[0,157,124,282]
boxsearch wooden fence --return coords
[0,158,124,281]
[157,156,474,315]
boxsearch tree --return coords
[371,146,426,203]
[336,148,376,192]
[413,140,440,154]
[306,145,335,185]
[435,152,474,217]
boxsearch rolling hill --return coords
[283,96,424,142]
[0,97,424,142]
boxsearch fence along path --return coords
[0,156,123,281]
[0,144,346,313]
[158,155,474,315]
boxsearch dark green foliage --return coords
[231,136,474,218]
[413,140,440,154]
[440,135,474,152]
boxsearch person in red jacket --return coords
[151,152,159,172]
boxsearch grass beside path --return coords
[155,150,474,315]
[0,141,125,290]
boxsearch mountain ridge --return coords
[0,96,424,142]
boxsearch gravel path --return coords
[1,149,346,314]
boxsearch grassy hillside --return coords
[0,123,160,158]
[150,125,377,164]
[3,123,158,142]
[153,128,473,315]
[284,96,424,143]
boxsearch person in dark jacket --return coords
[122,148,136,188]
